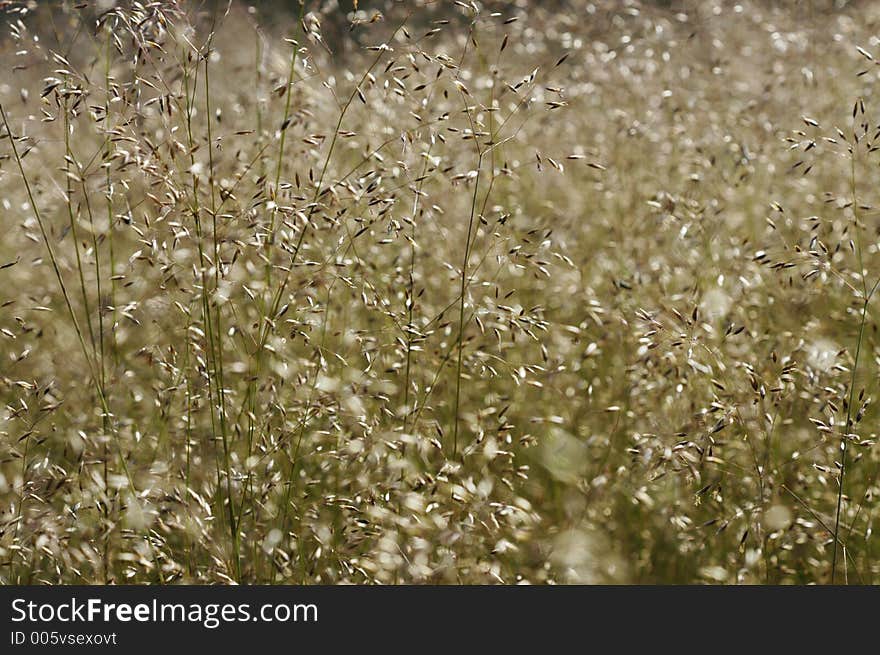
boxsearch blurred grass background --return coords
[1,0,880,584]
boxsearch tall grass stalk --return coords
[1,103,165,583]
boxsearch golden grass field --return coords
[2,0,880,584]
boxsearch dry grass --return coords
[1,0,879,584]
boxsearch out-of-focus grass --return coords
[1,0,880,584]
